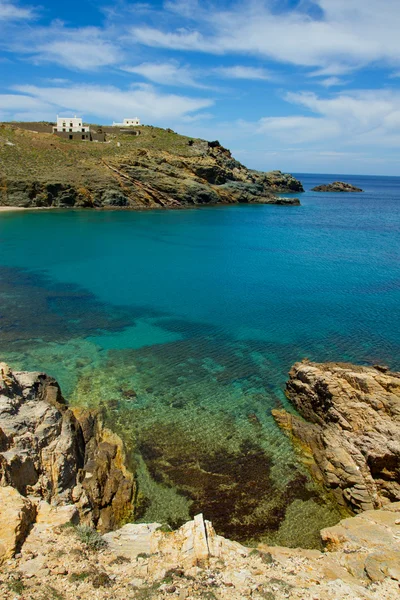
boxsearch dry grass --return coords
[0,123,205,186]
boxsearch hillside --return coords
[0,122,303,209]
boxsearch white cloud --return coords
[121,61,206,88]
[0,92,54,122]
[258,115,340,143]
[214,66,274,81]
[1,20,122,71]
[35,39,120,70]
[30,27,122,70]
[8,83,213,122]
[130,0,400,76]
[256,89,400,148]
[131,27,207,51]
[0,1,33,20]
[319,77,344,88]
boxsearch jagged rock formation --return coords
[273,361,400,513]
[0,362,135,537]
[311,181,363,192]
[0,123,303,209]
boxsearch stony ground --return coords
[1,504,400,600]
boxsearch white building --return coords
[112,118,141,127]
[53,116,90,133]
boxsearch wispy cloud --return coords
[256,89,400,147]
[214,66,274,81]
[131,0,400,76]
[22,26,123,71]
[319,77,345,88]
[121,61,207,88]
[6,83,213,122]
[0,1,34,20]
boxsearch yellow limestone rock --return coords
[0,486,36,564]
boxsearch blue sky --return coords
[1,0,400,174]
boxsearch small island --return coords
[311,181,364,192]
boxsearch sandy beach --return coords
[0,206,54,212]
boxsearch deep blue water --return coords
[0,172,399,546]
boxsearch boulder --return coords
[0,362,135,532]
[273,361,400,513]
[0,486,36,564]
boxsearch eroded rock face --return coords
[0,486,36,565]
[273,361,400,513]
[0,362,135,531]
[311,181,363,192]
[0,128,303,209]
[0,362,84,500]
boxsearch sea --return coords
[0,172,399,547]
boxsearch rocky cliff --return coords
[0,362,135,534]
[273,361,400,514]
[0,123,303,209]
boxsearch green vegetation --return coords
[40,585,66,600]
[0,123,203,185]
[156,523,173,533]
[74,524,107,551]
[6,577,25,594]
[69,571,93,583]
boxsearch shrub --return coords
[75,525,107,551]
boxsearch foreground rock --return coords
[1,508,399,599]
[0,487,36,565]
[0,124,303,209]
[273,361,400,513]
[0,362,135,537]
[1,360,400,598]
[311,181,363,192]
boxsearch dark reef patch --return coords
[134,422,322,542]
[0,265,162,349]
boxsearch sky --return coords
[1,0,400,174]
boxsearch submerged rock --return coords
[311,181,364,192]
[273,361,400,513]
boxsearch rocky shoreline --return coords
[0,124,303,209]
[1,360,400,599]
[273,361,400,514]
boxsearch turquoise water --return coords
[1,173,399,546]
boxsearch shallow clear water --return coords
[1,173,399,547]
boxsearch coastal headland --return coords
[1,360,399,599]
[0,122,303,209]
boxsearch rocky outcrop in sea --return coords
[311,181,363,192]
[273,361,400,513]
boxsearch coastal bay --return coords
[0,172,399,548]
